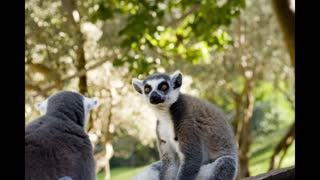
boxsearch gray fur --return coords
[25,91,96,180]
[58,177,73,180]
[132,72,238,180]
[143,73,171,83]
[133,161,162,180]
[209,156,237,180]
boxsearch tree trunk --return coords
[234,96,242,135]
[95,141,113,178]
[61,0,93,132]
[103,86,114,180]
[236,79,255,179]
[76,38,88,95]
[104,142,113,180]
[61,0,88,95]
[238,90,254,178]
[272,0,295,67]
[104,159,111,180]
[269,122,295,170]
[270,0,295,171]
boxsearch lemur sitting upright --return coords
[132,71,238,180]
[25,91,99,180]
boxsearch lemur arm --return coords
[160,151,178,180]
[176,129,202,180]
[157,135,180,179]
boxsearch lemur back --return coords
[170,94,237,160]
[25,91,98,180]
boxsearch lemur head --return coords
[35,91,99,128]
[132,71,182,107]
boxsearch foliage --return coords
[108,0,246,75]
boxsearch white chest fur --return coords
[158,117,175,144]
[153,108,184,161]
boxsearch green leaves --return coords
[184,47,204,64]
[90,2,114,22]
[119,3,165,48]
[114,0,246,73]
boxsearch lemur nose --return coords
[150,92,163,104]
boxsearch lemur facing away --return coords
[132,71,238,180]
[25,91,99,180]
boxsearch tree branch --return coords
[32,58,110,98]
[27,63,61,83]
[164,5,201,27]
[272,0,295,67]
[269,122,295,170]
[277,86,295,109]
[25,83,41,92]
[61,0,88,95]
[61,0,78,25]
[224,83,240,100]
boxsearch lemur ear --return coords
[132,78,143,94]
[35,98,49,114]
[83,96,99,111]
[170,71,183,89]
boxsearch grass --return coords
[98,127,295,179]
[97,166,146,180]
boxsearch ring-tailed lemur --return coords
[132,71,238,180]
[25,91,99,180]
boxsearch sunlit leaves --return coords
[105,0,246,73]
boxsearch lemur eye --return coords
[158,82,169,91]
[144,86,152,94]
[161,84,168,91]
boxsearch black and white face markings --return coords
[132,71,183,106]
[34,91,99,128]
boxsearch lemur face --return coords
[132,71,182,106]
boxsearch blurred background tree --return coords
[25,0,294,179]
